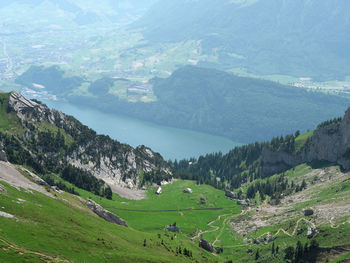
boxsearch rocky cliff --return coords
[2,92,172,193]
[261,108,350,174]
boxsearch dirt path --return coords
[191,214,231,240]
[330,217,350,229]
[256,218,316,240]
[0,237,71,263]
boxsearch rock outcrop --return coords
[199,238,214,253]
[4,92,172,195]
[0,142,7,162]
[261,108,350,176]
[20,168,49,187]
[303,209,314,216]
[86,199,127,227]
[166,223,180,232]
[307,227,317,238]
[183,188,192,194]
[225,190,238,199]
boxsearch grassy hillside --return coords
[25,163,349,262]
[0,179,217,262]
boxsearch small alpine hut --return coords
[155,186,162,195]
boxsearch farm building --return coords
[155,186,162,195]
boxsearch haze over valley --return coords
[0,1,350,262]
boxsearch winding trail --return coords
[191,214,230,240]
[0,237,71,263]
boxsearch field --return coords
[0,179,216,263]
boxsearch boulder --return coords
[225,190,238,199]
[199,238,214,253]
[266,236,276,243]
[86,199,127,227]
[307,227,316,238]
[303,209,314,216]
[21,168,49,187]
[183,188,192,194]
[237,199,249,206]
[166,223,180,233]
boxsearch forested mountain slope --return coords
[0,91,171,198]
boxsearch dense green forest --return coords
[171,123,322,198]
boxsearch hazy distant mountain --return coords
[0,0,159,26]
[133,0,350,80]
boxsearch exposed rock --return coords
[86,199,127,227]
[51,186,64,194]
[0,184,5,192]
[6,92,173,198]
[225,190,238,199]
[261,108,350,176]
[20,168,49,187]
[0,211,15,219]
[307,227,317,238]
[303,209,314,216]
[266,236,276,243]
[166,223,180,232]
[199,238,214,253]
[183,188,192,194]
[237,199,249,206]
[0,142,7,162]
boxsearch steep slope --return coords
[173,106,350,191]
[133,0,350,79]
[0,162,215,262]
[0,91,172,198]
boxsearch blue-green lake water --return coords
[43,100,241,160]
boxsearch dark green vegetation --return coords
[17,65,350,143]
[0,91,170,197]
[172,130,307,191]
[134,0,350,80]
[0,91,350,262]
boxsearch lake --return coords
[43,100,241,160]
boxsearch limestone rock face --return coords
[5,92,172,195]
[305,108,350,169]
[86,199,127,227]
[261,108,350,176]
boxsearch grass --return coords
[74,180,241,237]
[0,92,23,134]
[0,181,216,262]
[295,130,314,152]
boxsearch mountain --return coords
[0,91,171,199]
[55,65,350,143]
[172,107,350,191]
[0,91,350,262]
[0,0,158,28]
[133,0,350,79]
